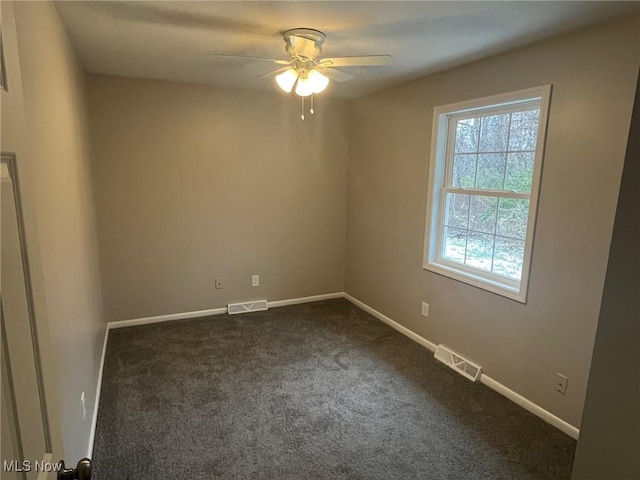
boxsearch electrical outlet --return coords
[215,277,223,289]
[252,275,259,287]
[421,302,430,317]
[555,373,568,395]
[80,392,86,422]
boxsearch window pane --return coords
[508,109,539,151]
[505,152,535,192]
[493,236,525,280]
[443,226,467,263]
[479,114,509,152]
[455,118,480,153]
[496,198,529,239]
[476,153,506,190]
[469,195,497,234]
[445,193,469,229]
[452,154,476,188]
[465,232,494,271]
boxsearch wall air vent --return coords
[434,344,482,382]
[227,300,268,315]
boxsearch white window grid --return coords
[441,104,539,285]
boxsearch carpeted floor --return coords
[92,298,576,479]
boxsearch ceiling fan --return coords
[213,28,392,118]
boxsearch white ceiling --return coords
[55,1,639,99]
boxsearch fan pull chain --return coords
[299,95,317,120]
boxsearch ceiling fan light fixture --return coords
[307,69,329,94]
[294,76,314,97]
[275,68,298,93]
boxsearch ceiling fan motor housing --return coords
[283,28,326,61]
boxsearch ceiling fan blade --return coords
[319,67,354,83]
[212,54,291,65]
[257,66,291,78]
[320,55,392,67]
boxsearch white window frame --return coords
[423,86,551,303]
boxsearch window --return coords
[424,86,551,302]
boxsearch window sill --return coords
[423,261,527,303]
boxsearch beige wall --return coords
[3,0,105,462]
[345,16,639,428]
[572,68,639,479]
[87,76,348,321]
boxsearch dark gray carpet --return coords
[93,299,576,479]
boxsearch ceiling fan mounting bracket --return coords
[283,28,326,45]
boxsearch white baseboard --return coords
[107,293,345,330]
[268,292,343,308]
[342,293,580,440]
[108,306,228,329]
[343,294,438,352]
[87,325,109,457]
[480,374,579,439]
